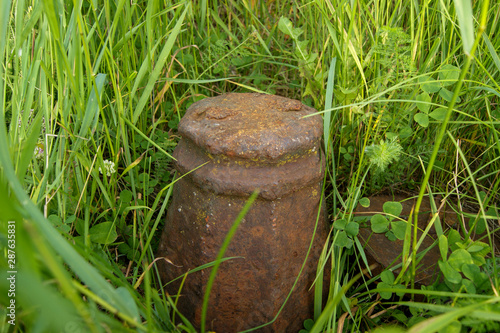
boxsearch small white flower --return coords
[34,140,44,159]
[99,160,116,177]
[18,49,22,57]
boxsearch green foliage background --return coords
[0,0,499,332]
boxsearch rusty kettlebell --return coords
[157,93,327,332]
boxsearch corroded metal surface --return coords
[178,93,322,161]
[355,195,442,286]
[355,195,498,287]
[157,93,327,332]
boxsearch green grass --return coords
[1,0,499,332]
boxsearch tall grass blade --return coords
[132,3,189,124]
[42,0,62,42]
[309,268,367,333]
[483,34,500,72]
[407,297,500,333]
[453,0,474,55]
[121,116,175,160]
[324,57,336,154]
[0,0,10,108]
[0,271,80,332]
[72,73,106,151]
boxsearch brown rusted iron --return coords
[355,195,442,286]
[157,93,327,332]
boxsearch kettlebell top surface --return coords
[179,93,323,161]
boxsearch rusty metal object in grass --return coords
[157,93,327,332]
[355,194,445,286]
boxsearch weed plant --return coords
[0,0,499,332]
